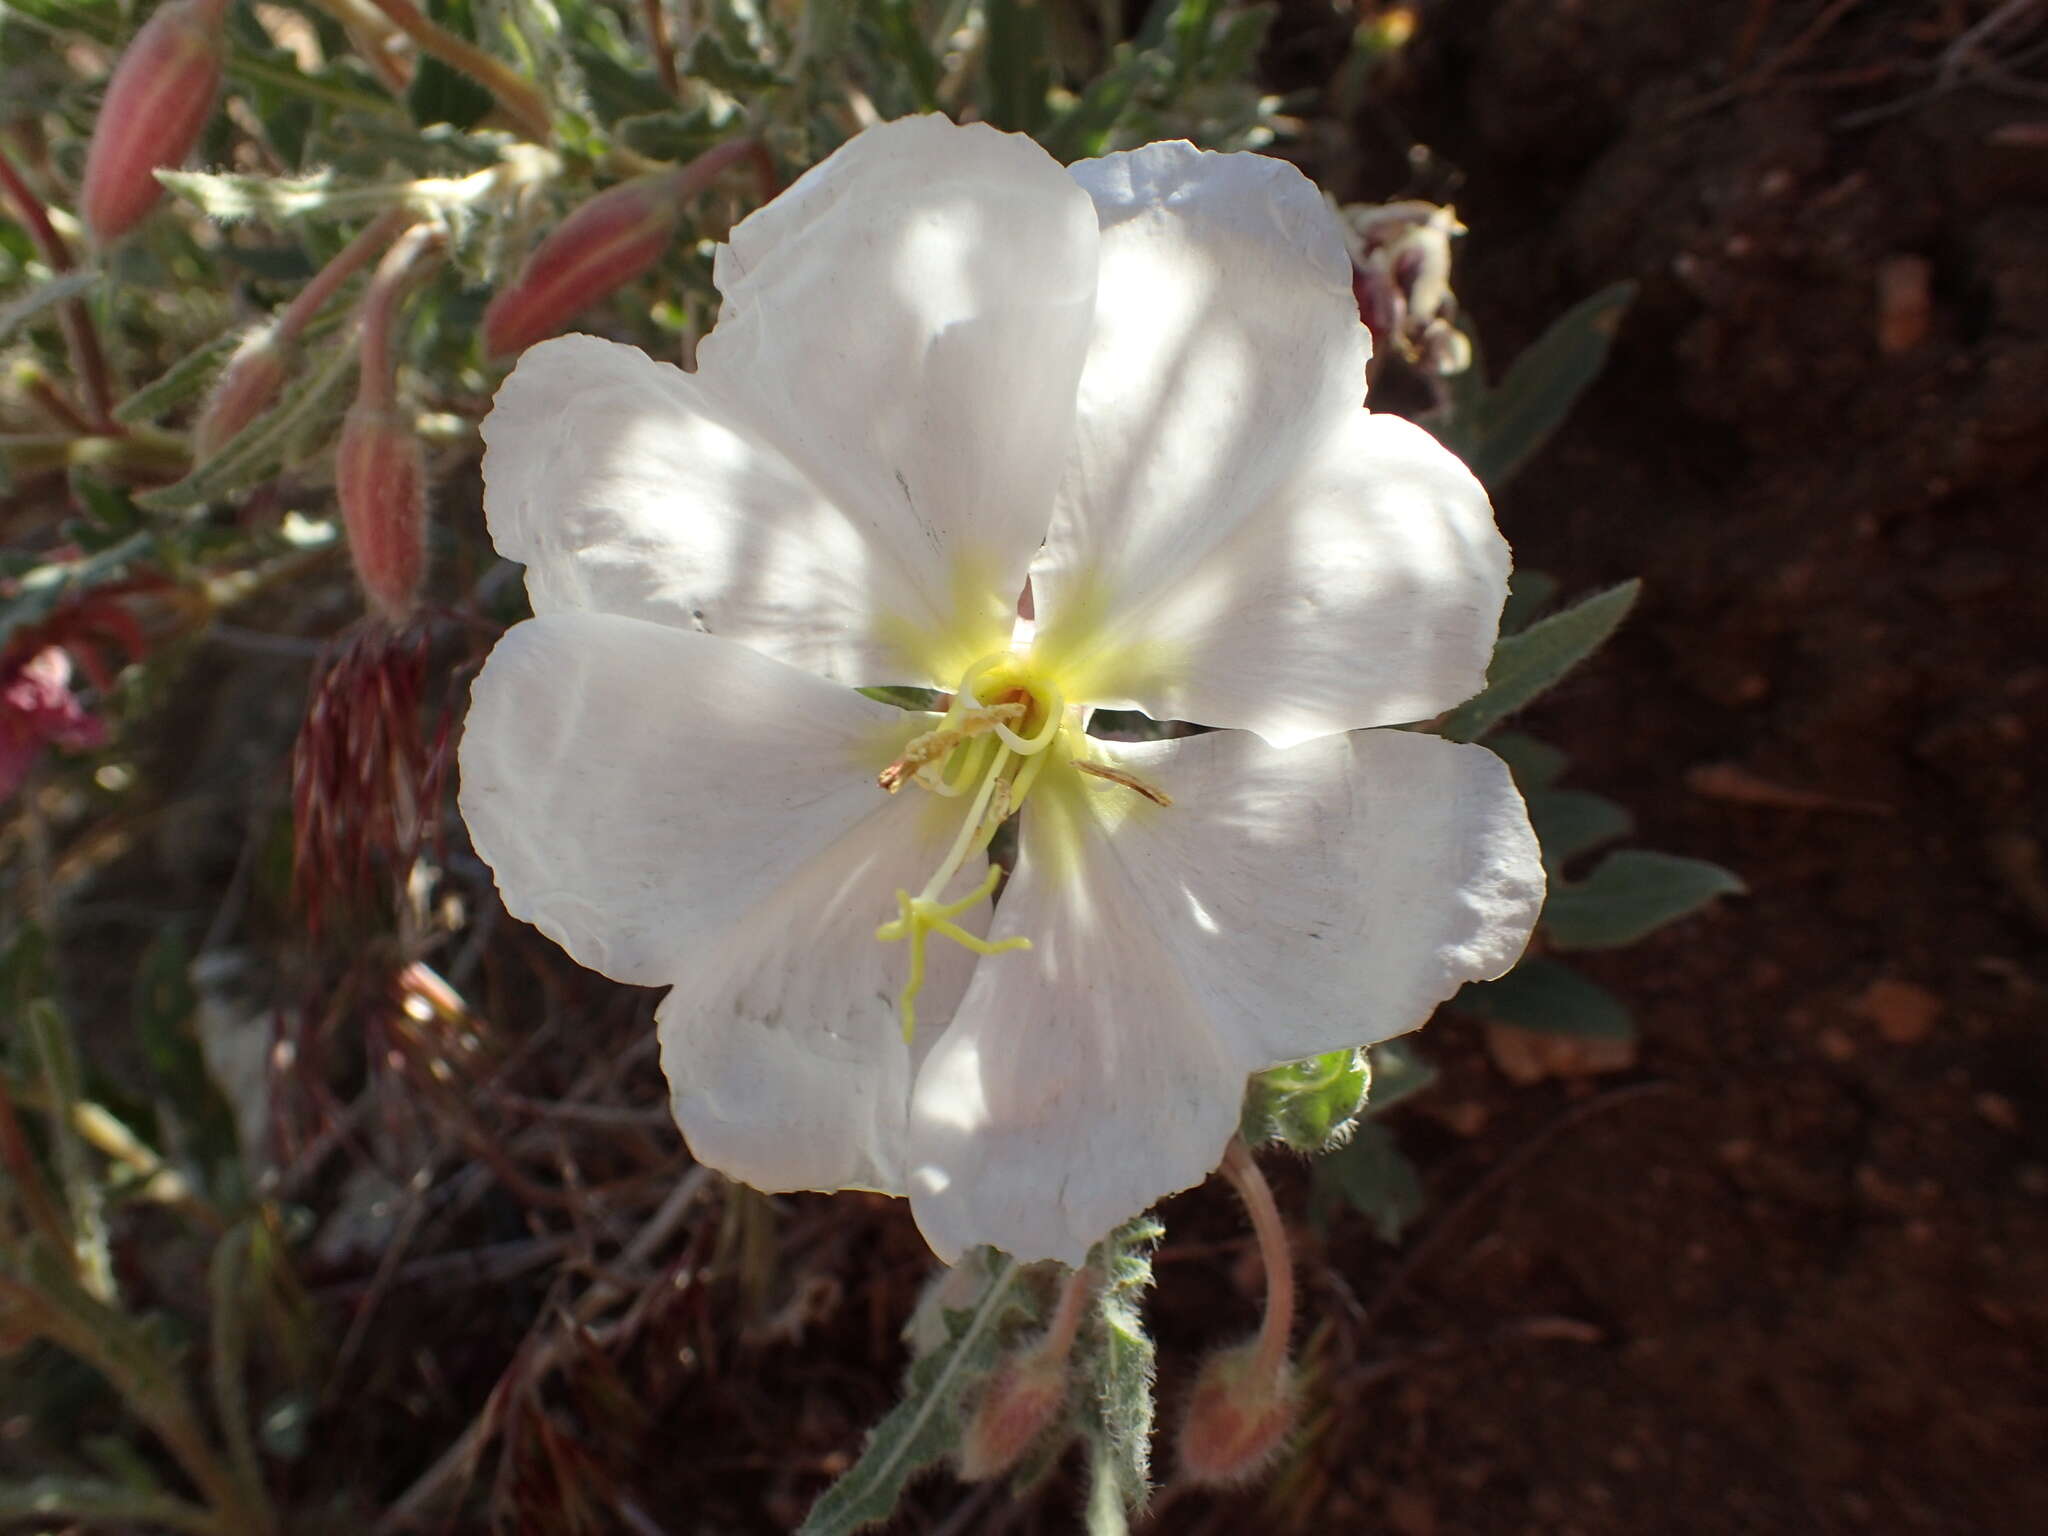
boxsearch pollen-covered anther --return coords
[1076,759,1174,807]
[877,702,1026,792]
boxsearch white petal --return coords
[459,612,984,1194]
[708,114,1100,680]
[1032,142,1507,743]
[483,118,1098,687]
[482,337,939,685]
[906,726,1541,1262]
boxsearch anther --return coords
[878,703,1025,793]
[1075,760,1173,807]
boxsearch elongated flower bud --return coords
[193,328,286,460]
[481,172,684,363]
[335,403,426,623]
[80,0,231,244]
[1176,1338,1299,1486]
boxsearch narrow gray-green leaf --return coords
[1543,850,1746,951]
[799,1259,1021,1536]
[158,168,409,222]
[135,332,358,511]
[112,330,244,425]
[1528,788,1634,871]
[1483,731,1567,793]
[1362,1037,1436,1115]
[1438,579,1640,742]
[0,268,97,342]
[27,1000,113,1303]
[209,1224,270,1515]
[1455,956,1633,1039]
[1311,1122,1424,1243]
[1084,1436,1132,1536]
[1442,281,1636,488]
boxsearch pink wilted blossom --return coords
[1,647,106,800]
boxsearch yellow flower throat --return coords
[872,649,1169,1043]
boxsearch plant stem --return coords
[351,0,554,141]
[355,223,446,412]
[277,205,415,346]
[638,0,679,94]
[1221,1138,1294,1383]
[0,144,118,430]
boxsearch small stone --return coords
[1484,1023,1638,1084]
[1817,1026,1857,1062]
[1877,254,1933,354]
[1975,1092,2021,1132]
[1852,978,1943,1044]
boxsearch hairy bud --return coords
[335,404,427,624]
[482,173,684,362]
[80,0,231,243]
[957,1343,1071,1482]
[1176,1339,1299,1487]
[193,328,286,460]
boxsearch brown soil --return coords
[1169,3,2048,1533]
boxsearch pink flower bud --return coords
[482,173,684,362]
[193,328,287,460]
[957,1345,1071,1482]
[80,0,231,244]
[335,403,427,623]
[1176,1339,1298,1487]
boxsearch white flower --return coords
[460,116,1544,1266]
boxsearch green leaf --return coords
[1431,281,1636,488]
[682,28,786,89]
[1543,850,1746,951]
[1455,956,1633,1039]
[1362,1037,1436,1115]
[26,1000,114,1302]
[407,0,496,129]
[983,0,1052,134]
[135,331,358,512]
[133,930,242,1187]
[0,268,97,343]
[616,105,741,164]
[1085,1438,1132,1535]
[1040,60,1149,163]
[1239,1048,1369,1152]
[1311,1122,1424,1243]
[158,168,407,223]
[1437,579,1640,742]
[799,1257,1028,1535]
[574,41,678,121]
[1527,788,1633,871]
[0,1480,214,1533]
[1484,730,1567,793]
[112,330,244,425]
[1077,1214,1162,1515]
[860,0,939,108]
[1499,566,1558,634]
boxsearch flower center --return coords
[873,650,1072,1042]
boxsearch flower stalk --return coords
[1176,1139,1300,1485]
[337,223,445,622]
[957,1265,1093,1481]
[0,144,117,428]
[194,206,417,458]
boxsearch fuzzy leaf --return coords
[1080,1214,1163,1514]
[157,168,410,222]
[1456,956,1633,1040]
[111,330,243,424]
[1499,566,1558,634]
[0,268,97,343]
[135,333,358,511]
[799,1257,1027,1535]
[1311,1122,1424,1243]
[982,0,1052,133]
[1239,1048,1369,1152]
[1543,850,1746,951]
[1438,580,1641,742]
[407,0,496,130]
[1528,788,1634,871]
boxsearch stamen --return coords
[1075,759,1173,807]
